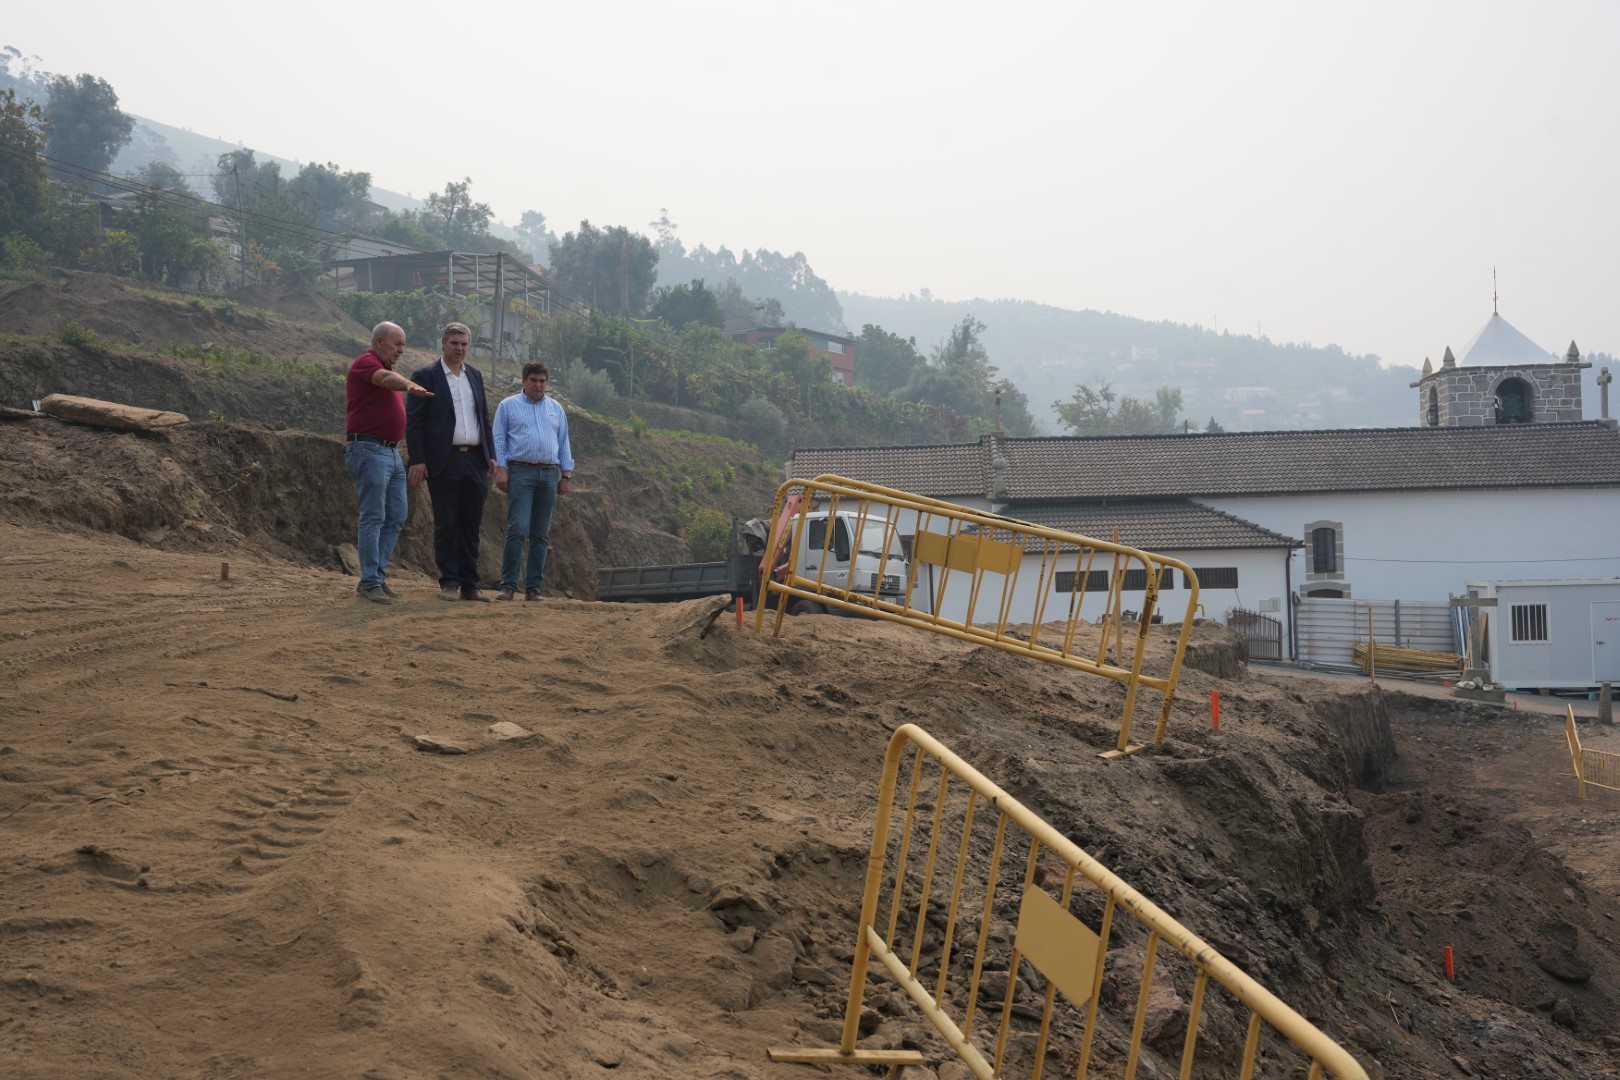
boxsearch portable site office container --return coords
[1468,578,1620,690]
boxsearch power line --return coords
[1347,555,1619,565]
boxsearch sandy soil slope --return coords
[3,522,1618,1079]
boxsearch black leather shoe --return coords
[461,586,491,602]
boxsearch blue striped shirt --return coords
[493,392,574,471]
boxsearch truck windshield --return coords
[855,521,897,558]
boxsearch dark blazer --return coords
[405,360,496,477]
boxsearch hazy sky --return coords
[9,1,1617,365]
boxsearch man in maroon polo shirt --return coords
[345,321,433,603]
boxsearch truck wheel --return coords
[787,598,824,616]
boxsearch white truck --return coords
[595,509,910,616]
[773,509,910,616]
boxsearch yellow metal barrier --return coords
[752,476,1201,754]
[769,724,1369,1080]
[1565,705,1620,799]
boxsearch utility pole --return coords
[492,253,506,385]
[619,237,629,316]
[233,164,247,288]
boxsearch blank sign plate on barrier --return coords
[1014,884,1101,1007]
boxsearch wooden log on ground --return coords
[40,394,189,433]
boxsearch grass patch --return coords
[166,343,340,383]
[57,318,107,356]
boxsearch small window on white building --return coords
[1055,570,1110,592]
[1188,567,1238,589]
[1510,603,1549,642]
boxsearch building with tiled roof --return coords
[789,418,1620,659]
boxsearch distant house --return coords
[726,321,855,386]
[320,251,586,373]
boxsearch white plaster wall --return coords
[1205,489,1620,603]
[1484,581,1620,688]
[921,547,1290,631]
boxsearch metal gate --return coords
[1228,608,1284,660]
[1296,598,1457,668]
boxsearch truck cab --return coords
[777,509,908,615]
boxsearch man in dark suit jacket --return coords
[405,322,497,601]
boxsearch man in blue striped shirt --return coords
[492,362,575,601]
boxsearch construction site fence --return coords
[769,724,1369,1080]
[1565,706,1620,799]
[753,476,1201,753]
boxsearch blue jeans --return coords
[344,441,407,590]
[501,466,558,593]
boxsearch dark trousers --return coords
[427,450,490,588]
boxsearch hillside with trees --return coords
[7,44,1610,449]
[841,293,1433,431]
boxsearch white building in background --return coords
[789,309,1620,660]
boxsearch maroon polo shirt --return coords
[345,350,406,442]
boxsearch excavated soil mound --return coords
[228,284,369,332]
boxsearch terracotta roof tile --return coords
[1002,500,1300,551]
[789,423,1620,500]
[790,441,985,496]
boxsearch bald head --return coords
[371,322,406,369]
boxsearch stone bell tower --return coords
[1411,310,1589,427]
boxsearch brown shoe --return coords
[525,590,543,601]
[439,586,460,602]
[496,587,516,602]
[461,585,491,602]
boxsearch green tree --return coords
[651,278,724,330]
[132,184,220,286]
[550,220,659,316]
[372,210,443,251]
[896,316,1035,435]
[661,241,843,331]
[0,89,50,237]
[212,149,326,285]
[770,327,836,419]
[1053,382,1184,435]
[709,277,782,324]
[1205,416,1226,433]
[853,323,924,396]
[293,161,373,231]
[515,209,556,263]
[422,177,495,248]
[0,47,46,100]
[132,160,191,194]
[43,73,134,177]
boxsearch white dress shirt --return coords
[441,359,481,447]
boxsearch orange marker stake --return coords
[735,596,745,629]
[1211,690,1221,732]
[221,561,230,581]
[1444,946,1454,981]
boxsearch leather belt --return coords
[346,433,398,448]
[507,461,558,469]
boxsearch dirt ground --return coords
[3,277,1620,1079]
[3,518,1618,1079]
